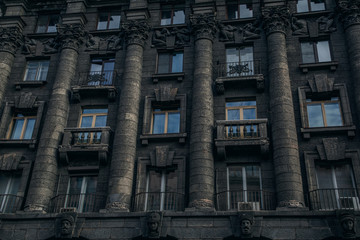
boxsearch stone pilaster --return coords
[338,0,360,127]
[106,20,150,211]
[262,6,305,208]
[24,23,86,212]
[188,13,217,209]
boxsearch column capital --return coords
[57,23,86,51]
[190,13,217,41]
[262,6,290,36]
[338,0,360,29]
[0,26,23,55]
[122,20,151,47]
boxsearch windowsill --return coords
[71,86,117,102]
[301,125,356,139]
[27,33,57,39]
[15,81,47,90]
[140,133,187,145]
[299,61,338,73]
[221,17,256,24]
[293,10,330,18]
[0,139,37,149]
[156,23,187,28]
[152,72,185,83]
[89,29,121,35]
[215,74,264,94]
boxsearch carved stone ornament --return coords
[57,23,86,51]
[173,26,190,47]
[219,23,237,42]
[317,13,337,33]
[152,27,190,48]
[0,26,23,54]
[337,210,356,239]
[146,212,163,238]
[190,13,218,41]
[122,20,151,47]
[55,212,77,239]
[152,28,171,48]
[278,200,305,208]
[338,0,360,29]
[291,16,308,36]
[239,22,261,42]
[0,154,22,171]
[149,146,175,168]
[42,37,60,54]
[189,198,213,208]
[262,6,290,36]
[308,74,334,93]
[15,92,37,109]
[239,213,255,238]
[22,36,37,55]
[106,193,130,211]
[154,86,178,102]
[316,138,346,161]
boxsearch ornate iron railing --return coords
[0,194,23,213]
[214,60,261,78]
[78,70,116,86]
[216,119,268,140]
[49,193,106,213]
[133,192,185,212]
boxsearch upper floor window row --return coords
[297,0,325,13]
[227,0,253,19]
[97,12,121,30]
[36,15,60,33]
[161,5,185,25]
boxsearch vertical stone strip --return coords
[188,14,217,208]
[338,0,360,125]
[107,20,150,211]
[25,23,86,212]
[262,6,304,208]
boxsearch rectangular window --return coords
[0,172,21,213]
[157,52,183,74]
[161,6,185,25]
[226,46,254,76]
[65,176,97,213]
[226,100,257,138]
[23,60,49,81]
[227,1,253,19]
[88,58,115,86]
[36,15,60,33]
[301,41,332,64]
[297,0,325,13]
[78,108,108,144]
[7,113,36,140]
[151,104,180,134]
[306,96,343,127]
[97,13,121,30]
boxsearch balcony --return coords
[49,194,106,213]
[133,192,184,212]
[214,60,264,94]
[308,188,360,211]
[0,194,23,213]
[215,119,269,160]
[71,70,118,101]
[216,190,276,211]
[59,127,112,165]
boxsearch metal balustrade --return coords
[214,60,261,78]
[133,192,184,212]
[49,193,106,213]
[61,127,111,146]
[78,70,116,86]
[216,119,268,140]
[0,194,23,213]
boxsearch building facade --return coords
[0,0,359,239]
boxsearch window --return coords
[306,95,343,128]
[227,1,253,19]
[161,5,185,25]
[7,113,36,140]
[226,100,257,137]
[151,103,180,134]
[0,172,21,213]
[297,0,325,13]
[78,108,108,143]
[88,58,115,86]
[226,47,254,76]
[36,15,60,33]
[23,60,49,81]
[301,41,331,64]
[65,175,98,213]
[157,52,183,74]
[96,12,121,30]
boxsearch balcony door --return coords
[0,173,21,213]
[78,108,108,143]
[89,59,115,86]
[226,100,257,138]
[65,176,97,213]
[226,47,254,76]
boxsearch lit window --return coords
[97,13,121,30]
[297,0,325,13]
[226,100,257,137]
[65,176,97,213]
[306,96,343,127]
[227,1,253,19]
[23,61,49,81]
[151,105,180,134]
[0,172,21,213]
[7,113,36,140]
[161,6,185,25]
[226,47,254,76]
[88,58,115,86]
[36,15,60,33]
[301,41,332,64]
[157,52,183,74]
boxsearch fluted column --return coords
[338,0,360,124]
[106,20,150,211]
[188,14,217,209]
[25,23,86,212]
[262,6,304,208]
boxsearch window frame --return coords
[225,100,257,120]
[79,108,108,128]
[0,172,21,213]
[160,5,185,26]
[300,40,332,64]
[23,60,50,82]
[226,1,254,20]
[156,51,184,74]
[296,0,326,13]
[150,106,180,134]
[96,12,121,30]
[6,113,37,140]
[36,14,60,33]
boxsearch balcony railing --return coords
[214,60,261,78]
[308,188,360,211]
[133,192,184,212]
[49,193,106,213]
[62,127,111,146]
[78,70,117,86]
[216,119,268,140]
[0,194,23,213]
[216,190,276,211]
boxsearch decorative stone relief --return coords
[292,17,308,35]
[152,28,171,47]
[317,13,336,33]
[57,23,86,50]
[278,199,305,208]
[189,198,213,208]
[151,27,190,48]
[149,146,175,168]
[219,24,237,42]
[316,138,346,161]
[0,27,23,55]
[154,86,178,102]
[122,20,151,47]
[262,6,290,35]
[0,154,22,171]
[190,13,217,41]
[239,22,261,41]
[308,74,335,93]
[147,212,163,238]
[338,0,360,29]
[337,211,356,239]
[85,33,123,51]
[55,212,77,239]
[14,92,37,109]
[22,37,37,55]
[42,37,60,54]
[173,27,190,47]
[240,213,255,238]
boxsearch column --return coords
[106,20,150,211]
[188,13,217,209]
[262,6,305,207]
[25,20,86,212]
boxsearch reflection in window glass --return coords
[307,104,324,127]
[227,3,253,19]
[24,61,49,81]
[306,97,343,127]
[157,52,183,73]
[36,15,60,33]
[317,41,332,62]
[301,41,331,63]
[8,114,36,140]
[97,13,121,30]
[324,103,342,126]
[161,8,185,25]
[301,42,315,63]
[297,0,325,12]
[152,107,180,134]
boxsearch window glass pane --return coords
[335,165,354,189]
[0,174,9,194]
[38,61,49,81]
[301,42,315,63]
[239,47,254,63]
[80,116,93,128]
[246,166,260,191]
[171,52,183,73]
[90,61,103,72]
[94,115,107,127]
[97,13,109,30]
[47,15,59,32]
[316,165,335,189]
[10,119,24,139]
[229,166,243,191]
[226,101,256,107]
[166,171,178,192]
[85,177,97,194]
[324,102,342,126]
[167,112,180,133]
[317,41,331,62]
[8,175,21,195]
[69,177,83,194]
[23,118,36,139]
[103,61,115,71]
[310,0,325,11]
[83,109,108,114]
[153,113,166,134]
[161,10,172,25]
[158,53,170,73]
[148,171,162,192]
[239,4,253,18]
[296,0,309,12]
[173,10,185,24]
[243,108,256,120]
[108,15,121,29]
[227,109,240,120]
[24,62,39,81]
[36,15,48,33]
[307,104,324,127]
[227,4,238,19]
[226,48,239,63]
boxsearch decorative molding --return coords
[122,20,151,47]
[14,92,37,109]
[316,138,346,161]
[278,200,305,208]
[0,154,22,171]
[0,26,23,55]
[338,0,360,29]
[57,23,86,51]
[190,13,217,41]
[308,74,335,92]
[262,6,290,36]
[149,146,175,168]
[151,27,190,48]
[55,212,77,239]
[154,85,178,102]
[189,198,213,208]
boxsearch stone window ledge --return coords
[221,17,257,24]
[301,125,356,139]
[71,86,117,102]
[153,24,187,29]
[215,74,264,94]
[152,72,185,83]
[15,81,47,90]
[293,10,331,18]
[140,133,187,145]
[0,139,37,149]
[27,33,57,39]
[89,29,121,36]
[299,61,338,73]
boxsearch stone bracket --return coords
[152,72,185,83]
[301,126,356,139]
[71,86,117,102]
[140,133,187,145]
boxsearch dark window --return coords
[23,60,49,81]
[227,1,253,19]
[161,5,185,25]
[97,13,121,30]
[157,52,183,74]
[36,15,60,33]
[301,41,331,64]
[88,58,115,85]
[297,0,325,13]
